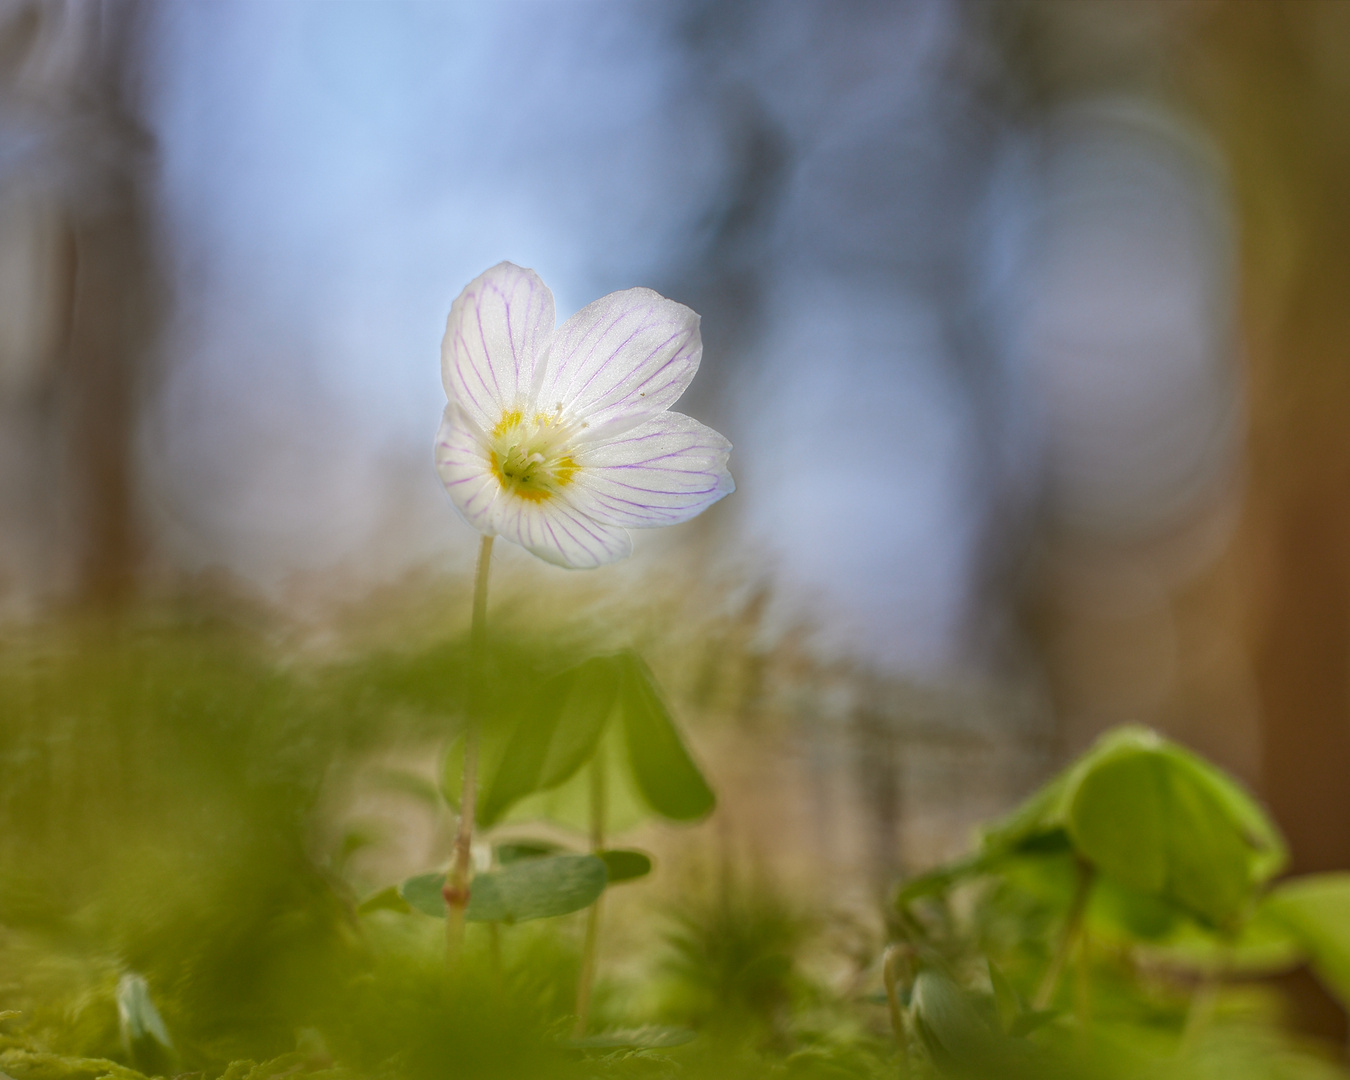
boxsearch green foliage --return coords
[496,839,567,863]
[978,727,1286,929]
[888,724,1350,1080]
[476,655,616,826]
[1264,873,1350,1009]
[3,610,1349,1080]
[400,855,608,923]
[0,618,362,1070]
[441,650,714,834]
[599,849,654,885]
[616,652,716,823]
[657,864,809,1044]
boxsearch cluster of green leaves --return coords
[890,726,1350,1079]
[363,649,715,928]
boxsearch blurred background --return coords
[3,0,1350,1038]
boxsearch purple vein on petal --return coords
[565,304,644,382]
[574,319,649,394]
[453,329,494,418]
[476,296,504,404]
[550,503,607,560]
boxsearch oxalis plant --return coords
[883,724,1350,1077]
[360,262,732,1039]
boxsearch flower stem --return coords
[573,751,607,1036]
[1033,858,1094,1011]
[445,534,494,963]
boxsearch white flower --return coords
[435,262,734,568]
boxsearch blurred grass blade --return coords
[118,972,175,1075]
[568,1025,696,1049]
[117,973,172,1048]
[988,959,1020,1033]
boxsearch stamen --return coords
[488,408,581,502]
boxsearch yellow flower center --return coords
[488,408,579,503]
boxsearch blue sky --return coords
[142,1,1236,679]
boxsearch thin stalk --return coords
[573,752,607,1036]
[445,534,494,963]
[1033,859,1094,1011]
[882,944,912,1064]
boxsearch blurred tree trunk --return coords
[1195,0,1350,876]
[1000,0,1350,1038]
[0,0,158,610]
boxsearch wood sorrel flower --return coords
[436,262,734,568]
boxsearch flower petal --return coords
[566,412,734,528]
[435,406,501,534]
[532,287,700,437]
[442,262,555,431]
[495,493,633,569]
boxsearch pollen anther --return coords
[488,407,580,502]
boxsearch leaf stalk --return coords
[1033,858,1094,1012]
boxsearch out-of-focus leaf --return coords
[503,715,647,835]
[400,871,447,918]
[981,960,1057,1050]
[569,1025,696,1049]
[439,727,513,820]
[1067,732,1264,927]
[1158,741,1287,884]
[1087,875,1184,942]
[981,773,1072,857]
[356,884,412,916]
[1139,899,1303,976]
[980,727,1284,930]
[599,848,652,884]
[470,854,607,923]
[911,970,1011,1072]
[479,651,716,835]
[1069,746,1168,895]
[895,851,992,908]
[478,657,618,826]
[495,839,566,864]
[399,856,607,924]
[1264,873,1350,1008]
[615,651,714,822]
